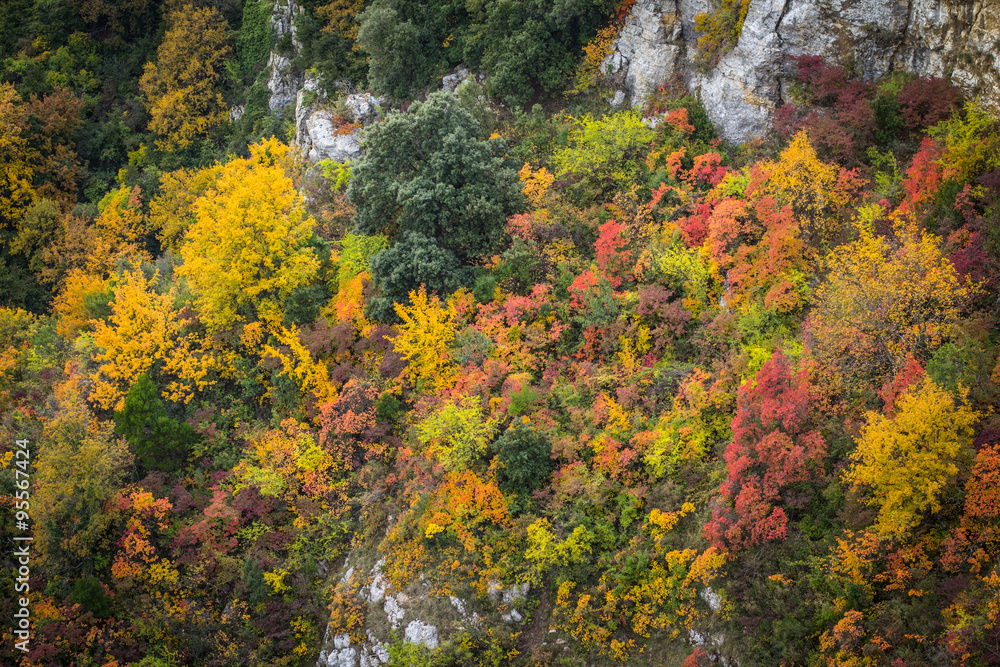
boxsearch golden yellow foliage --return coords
[844,378,979,539]
[809,221,975,384]
[0,82,36,229]
[139,4,231,150]
[160,329,217,405]
[95,185,148,252]
[754,130,858,241]
[51,269,110,338]
[178,138,319,332]
[263,324,337,406]
[518,162,555,208]
[150,162,223,250]
[232,419,344,511]
[90,269,179,411]
[391,285,458,391]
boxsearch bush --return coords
[491,421,552,494]
[115,374,198,473]
[71,575,113,618]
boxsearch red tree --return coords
[704,351,826,551]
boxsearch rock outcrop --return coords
[605,0,1000,143]
[266,0,304,116]
[315,557,528,667]
[294,77,384,163]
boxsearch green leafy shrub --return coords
[114,374,198,473]
[491,421,552,494]
[694,0,750,69]
[348,92,524,318]
[551,110,654,203]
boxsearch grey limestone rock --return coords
[383,594,405,629]
[604,0,1000,144]
[294,81,384,163]
[267,52,302,115]
[603,0,684,107]
[404,619,439,649]
[441,65,472,93]
[266,0,304,116]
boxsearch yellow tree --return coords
[149,163,223,251]
[751,130,859,242]
[844,378,979,539]
[178,139,320,332]
[808,219,975,385]
[415,395,496,471]
[139,4,231,150]
[232,419,346,513]
[95,184,149,252]
[0,82,35,232]
[391,285,459,392]
[90,269,179,411]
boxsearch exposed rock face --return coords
[294,78,384,163]
[441,65,472,93]
[606,0,1000,143]
[404,620,439,649]
[266,0,305,116]
[603,0,685,105]
[315,556,529,667]
[268,51,302,116]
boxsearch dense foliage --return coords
[1,2,999,666]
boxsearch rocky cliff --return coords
[605,0,1000,143]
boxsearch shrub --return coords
[491,421,553,494]
[115,374,197,473]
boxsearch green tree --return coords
[356,0,615,106]
[491,420,552,495]
[114,373,197,473]
[347,91,524,319]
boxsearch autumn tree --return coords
[845,378,979,539]
[33,364,132,576]
[391,285,459,392]
[18,86,85,208]
[0,82,35,233]
[318,0,365,40]
[139,4,232,150]
[416,395,496,471]
[149,163,223,251]
[808,219,975,386]
[704,351,826,552]
[749,129,860,243]
[347,91,524,320]
[90,268,178,411]
[177,139,320,332]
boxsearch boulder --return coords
[404,620,439,650]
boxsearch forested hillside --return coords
[1,1,1000,666]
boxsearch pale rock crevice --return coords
[603,0,685,108]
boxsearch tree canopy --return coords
[347,91,524,319]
